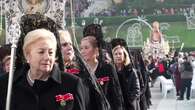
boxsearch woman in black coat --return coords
[80,36,123,110]
[0,64,85,110]
[59,30,110,110]
[112,44,140,110]
[0,17,86,110]
[132,50,152,110]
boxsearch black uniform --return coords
[117,64,140,110]
[65,64,111,110]
[95,62,123,110]
[0,64,85,110]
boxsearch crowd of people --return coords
[64,0,194,17]
[145,51,195,100]
[1,13,195,110]
[0,13,154,110]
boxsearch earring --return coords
[26,60,29,63]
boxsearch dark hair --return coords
[184,61,193,72]
[83,24,105,63]
[83,24,104,48]
[81,36,98,48]
[110,38,127,49]
[0,44,11,62]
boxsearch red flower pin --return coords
[55,93,74,107]
[97,76,110,85]
[65,68,80,74]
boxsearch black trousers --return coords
[180,78,192,99]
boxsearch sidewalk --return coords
[149,80,195,110]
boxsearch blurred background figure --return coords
[0,44,11,75]
[178,56,193,100]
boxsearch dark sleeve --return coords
[127,69,140,101]
[137,70,145,96]
[73,78,86,110]
[0,82,4,110]
[0,75,8,110]
[107,64,123,110]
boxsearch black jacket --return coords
[65,64,111,110]
[117,65,140,110]
[0,64,85,110]
[95,62,123,110]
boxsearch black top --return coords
[0,64,85,110]
[117,65,140,110]
[65,61,111,110]
[95,62,123,110]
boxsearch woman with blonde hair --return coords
[0,14,86,110]
[80,35,123,110]
[111,38,140,110]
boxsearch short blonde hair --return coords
[23,28,57,58]
[58,30,72,44]
[112,45,130,66]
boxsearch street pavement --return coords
[148,80,195,110]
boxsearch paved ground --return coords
[148,80,195,110]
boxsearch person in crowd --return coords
[130,49,152,110]
[59,30,75,70]
[111,43,140,110]
[102,49,112,64]
[80,35,123,110]
[190,53,195,91]
[0,44,11,75]
[0,14,86,110]
[143,59,152,108]
[59,29,111,110]
[147,56,158,87]
[2,55,11,74]
[169,56,181,96]
[177,56,193,100]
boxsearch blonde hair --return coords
[58,30,72,44]
[112,45,130,66]
[23,28,57,58]
[81,36,98,48]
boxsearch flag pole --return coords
[6,18,20,110]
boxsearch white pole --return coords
[5,17,20,110]
[180,42,184,51]
[6,36,17,110]
[70,0,79,50]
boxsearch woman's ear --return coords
[95,48,99,57]
[25,52,30,63]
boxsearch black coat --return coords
[95,62,123,110]
[117,65,140,110]
[65,64,111,110]
[0,64,85,110]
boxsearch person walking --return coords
[177,56,193,100]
